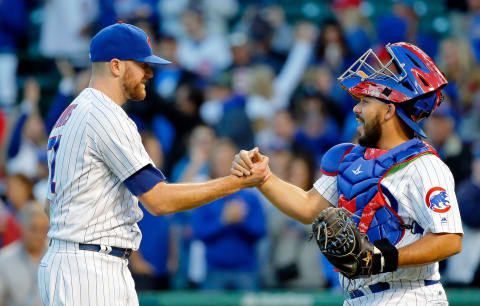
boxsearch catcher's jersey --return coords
[314,152,463,291]
[46,88,153,250]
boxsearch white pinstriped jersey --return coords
[46,87,153,250]
[313,152,463,291]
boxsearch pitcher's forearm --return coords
[164,176,243,208]
[140,175,244,215]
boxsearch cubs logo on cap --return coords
[425,187,451,213]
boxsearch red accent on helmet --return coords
[347,81,410,102]
[392,42,448,91]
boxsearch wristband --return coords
[373,238,399,273]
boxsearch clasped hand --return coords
[230,147,271,187]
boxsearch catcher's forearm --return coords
[259,174,331,224]
[398,232,462,267]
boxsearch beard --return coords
[358,114,382,148]
[122,68,146,101]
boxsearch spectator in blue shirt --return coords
[130,133,173,291]
[0,0,27,111]
[6,79,47,180]
[191,138,266,290]
[130,205,172,291]
[45,60,90,134]
[293,94,340,166]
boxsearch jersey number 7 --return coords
[47,135,62,193]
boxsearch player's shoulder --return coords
[67,88,98,116]
[408,152,454,181]
[412,151,449,170]
[77,88,118,113]
[82,89,134,125]
[321,143,355,176]
[73,87,94,104]
[83,88,117,112]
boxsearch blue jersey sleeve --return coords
[320,143,355,176]
[7,112,28,159]
[45,91,72,134]
[123,164,166,196]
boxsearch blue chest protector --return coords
[321,138,434,245]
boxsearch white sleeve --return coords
[272,40,313,110]
[88,109,152,182]
[313,174,339,206]
[209,36,232,71]
[407,154,463,234]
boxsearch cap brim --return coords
[395,107,427,138]
[135,55,171,66]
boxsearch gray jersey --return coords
[46,88,153,250]
[314,153,463,291]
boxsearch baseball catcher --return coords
[231,41,463,304]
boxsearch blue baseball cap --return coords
[89,22,170,66]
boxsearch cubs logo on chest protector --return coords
[321,138,435,245]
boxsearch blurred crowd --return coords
[1,0,480,303]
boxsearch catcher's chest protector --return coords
[336,138,434,245]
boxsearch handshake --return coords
[230,147,271,188]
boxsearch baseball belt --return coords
[348,280,440,299]
[79,243,133,259]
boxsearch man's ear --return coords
[385,104,396,121]
[109,59,122,77]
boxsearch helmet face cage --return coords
[338,43,447,105]
[338,46,408,84]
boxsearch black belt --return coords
[79,243,133,259]
[348,280,440,299]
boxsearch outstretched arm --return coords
[231,148,332,224]
[139,155,270,216]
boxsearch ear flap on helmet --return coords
[406,90,443,122]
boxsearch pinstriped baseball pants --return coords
[38,239,138,306]
[343,280,448,305]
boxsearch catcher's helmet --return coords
[338,42,447,138]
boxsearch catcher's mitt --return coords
[311,207,398,279]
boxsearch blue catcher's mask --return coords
[338,42,447,138]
